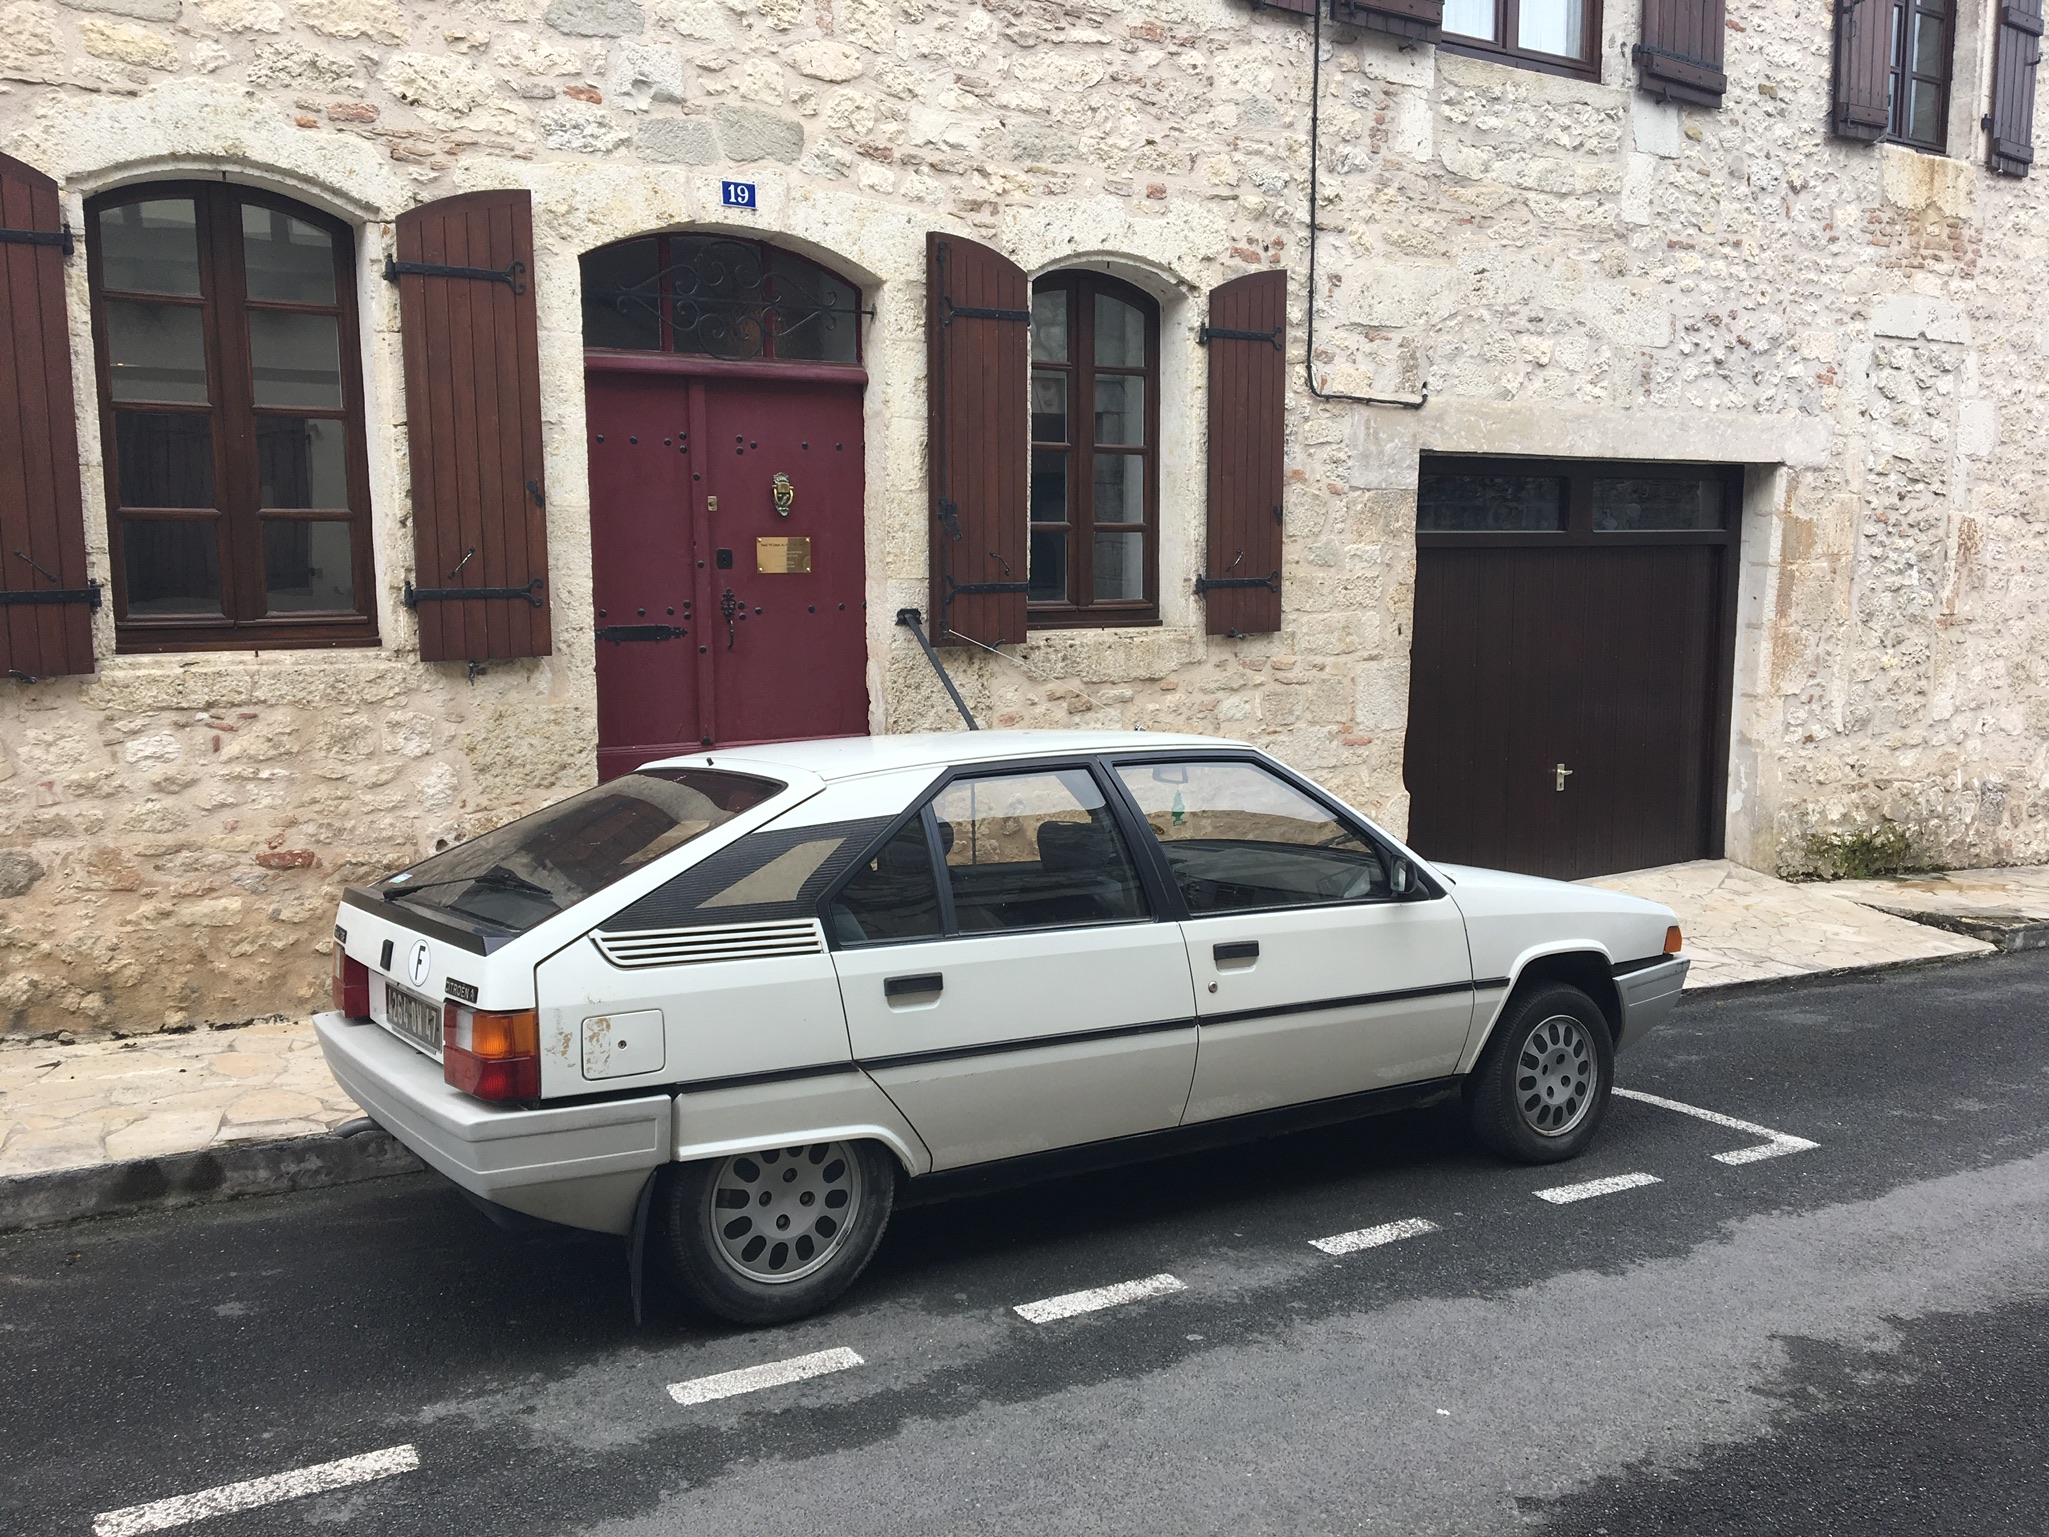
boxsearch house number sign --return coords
[721,181,757,208]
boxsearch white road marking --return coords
[1014,1272,1186,1323]
[92,1445,419,1537]
[1615,1086,1821,1164]
[1310,1217,1440,1255]
[1534,1171,1662,1204]
[667,1346,865,1406]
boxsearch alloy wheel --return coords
[1516,1014,1597,1137]
[708,1142,862,1284]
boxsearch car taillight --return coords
[332,948,370,1019]
[443,1004,539,1102]
[1664,925,1684,955]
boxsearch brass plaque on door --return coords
[756,536,812,573]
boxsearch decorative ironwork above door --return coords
[581,235,870,364]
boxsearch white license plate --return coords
[378,980,443,1058]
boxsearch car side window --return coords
[827,817,944,947]
[932,767,1148,933]
[1113,760,1389,915]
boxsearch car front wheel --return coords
[657,1139,896,1325]
[1465,983,1615,1164]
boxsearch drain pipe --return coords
[895,608,979,730]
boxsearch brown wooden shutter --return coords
[1201,270,1287,639]
[1832,0,1895,141]
[391,190,551,664]
[1634,0,1727,107]
[926,232,1029,649]
[1331,0,1443,41]
[0,152,96,680]
[1988,0,2045,176]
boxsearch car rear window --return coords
[378,769,783,934]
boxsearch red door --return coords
[586,360,868,780]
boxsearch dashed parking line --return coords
[1615,1087,1821,1164]
[668,1346,865,1406]
[1310,1217,1440,1255]
[1534,1171,1662,1204]
[92,1445,419,1537]
[1014,1273,1186,1323]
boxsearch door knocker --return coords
[772,472,794,518]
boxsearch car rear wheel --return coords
[1465,982,1614,1164]
[657,1139,896,1325]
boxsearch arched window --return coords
[1028,271,1159,626]
[580,235,863,364]
[86,183,376,649]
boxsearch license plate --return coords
[380,981,443,1058]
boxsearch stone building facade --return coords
[0,0,2043,1037]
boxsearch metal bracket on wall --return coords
[383,257,528,294]
[0,223,73,256]
[895,608,979,731]
[403,577,546,608]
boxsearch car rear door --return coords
[830,761,1198,1171]
[1108,756,1475,1125]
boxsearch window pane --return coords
[262,518,356,613]
[1093,453,1144,524]
[1031,371,1068,443]
[933,769,1147,932]
[769,249,860,363]
[1912,1,1949,74]
[1094,374,1144,446]
[1094,292,1146,368]
[1093,530,1144,601]
[1031,287,1068,362]
[105,301,208,404]
[828,819,942,946]
[242,206,336,305]
[115,412,214,508]
[1905,71,1942,144]
[96,200,200,296]
[122,517,222,616]
[1029,526,1069,603]
[1114,760,1388,914]
[1515,0,1585,56]
[1416,473,1565,532]
[256,417,349,508]
[1592,477,1725,531]
[248,311,342,409]
[1442,0,1497,40]
[1031,448,1068,524]
[670,237,768,359]
[582,238,662,351]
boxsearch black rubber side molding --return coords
[884,973,944,1000]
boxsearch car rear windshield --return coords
[378,769,784,935]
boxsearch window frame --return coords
[1436,0,1604,80]
[1027,270,1162,629]
[1885,0,1955,153]
[1415,454,1743,551]
[85,181,378,653]
[579,233,866,366]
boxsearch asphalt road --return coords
[4,950,2047,1536]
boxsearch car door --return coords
[1109,756,1474,1125]
[830,762,1198,1170]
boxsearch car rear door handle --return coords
[884,972,944,1000]
[1213,941,1259,968]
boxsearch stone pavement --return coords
[0,858,2036,1226]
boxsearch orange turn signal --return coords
[443,1004,539,1101]
[1664,925,1683,955]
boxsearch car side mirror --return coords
[1389,856,1415,898]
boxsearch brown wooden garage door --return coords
[1403,457,1742,881]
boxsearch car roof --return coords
[638,730,1244,783]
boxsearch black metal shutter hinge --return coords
[404,577,545,608]
[0,579,101,609]
[384,257,528,294]
[0,223,73,257]
[1199,322,1284,349]
[1194,570,1281,595]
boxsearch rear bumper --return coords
[315,1012,670,1235]
[1613,956,1688,1053]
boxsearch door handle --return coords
[1213,941,1259,968]
[884,972,943,1000]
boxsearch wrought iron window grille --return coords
[585,237,873,363]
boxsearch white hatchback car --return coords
[318,731,1687,1323]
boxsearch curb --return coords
[1678,943,2026,1002]
[0,1128,426,1237]
[1858,904,2049,952]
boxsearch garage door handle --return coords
[884,973,944,1000]
[1213,941,1259,967]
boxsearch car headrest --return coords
[1036,818,1113,872]
[877,831,929,876]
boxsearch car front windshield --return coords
[379,769,784,934]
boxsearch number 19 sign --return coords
[721,181,757,208]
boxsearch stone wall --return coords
[2,0,2046,1037]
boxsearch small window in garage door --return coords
[1404,456,1743,882]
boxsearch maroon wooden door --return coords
[586,360,868,779]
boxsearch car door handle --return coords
[1213,942,1259,968]
[884,973,944,1000]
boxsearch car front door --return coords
[829,763,1197,1170]
[1109,756,1475,1125]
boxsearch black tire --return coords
[1465,982,1615,1164]
[657,1139,896,1326]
